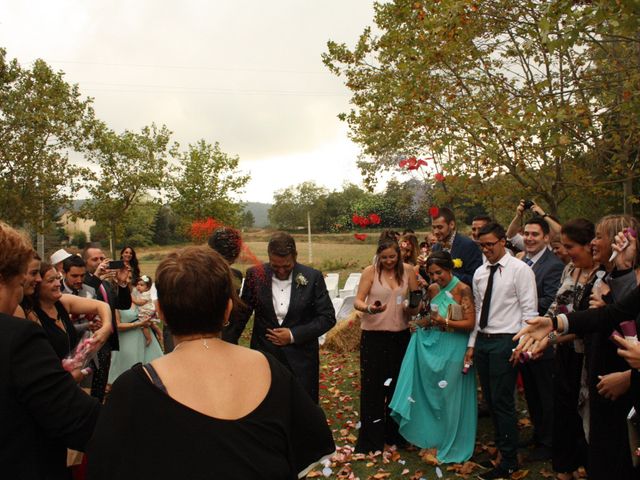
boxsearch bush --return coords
[71,231,87,248]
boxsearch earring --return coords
[223,320,230,327]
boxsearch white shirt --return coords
[468,252,538,347]
[524,247,546,267]
[272,273,292,326]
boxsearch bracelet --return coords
[551,315,558,331]
[366,305,372,314]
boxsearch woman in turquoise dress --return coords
[390,251,477,463]
[108,302,163,384]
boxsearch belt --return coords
[477,332,516,338]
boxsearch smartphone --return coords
[107,260,125,270]
[408,290,422,308]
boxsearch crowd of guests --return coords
[352,202,640,480]
[3,198,640,480]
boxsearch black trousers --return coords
[552,343,587,474]
[520,357,554,447]
[356,329,410,454]
[475,334,519,470]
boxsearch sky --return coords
[0,0,383,203]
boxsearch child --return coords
[132,275,163,347]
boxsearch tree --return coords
[152,205,185,245]
[0,49,96,232]
[268,182,329,230]
[82,124,172,257]
[240,209,255,229]
[169,140,250,227]
[323,0,640,217]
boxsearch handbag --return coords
[446,303,463,321]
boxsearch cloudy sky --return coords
[0,0,383,203]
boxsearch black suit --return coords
[0,314,99,480]
[520,249,564,451]
[223,263,336,402]
[432,232,483,287]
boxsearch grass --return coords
[314,347,554,480]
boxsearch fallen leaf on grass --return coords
[517,418,532,428]
[371,471,391,479]
[419,448,439,465]
[401,468,410,475]
[539,469,554,479]
[410,470,424,480]
[511,470,529,480]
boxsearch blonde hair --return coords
[0,222,33,282]
[596,214,640,267]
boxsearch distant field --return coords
[136,236,396,287]
[136,230,435,286]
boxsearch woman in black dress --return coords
[87,246,335,480]
[0,222,106,480]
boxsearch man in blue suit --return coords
[520,216,564,461]
[431,207,483,287]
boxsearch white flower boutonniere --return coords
[295,273,308,287]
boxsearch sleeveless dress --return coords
[390,276,477,463]
[108,305,163,384]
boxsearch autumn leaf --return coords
[511,470,530,480]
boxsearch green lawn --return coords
[313,347,555,480]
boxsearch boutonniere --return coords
[453,258,463,269]
[295,273,308,287]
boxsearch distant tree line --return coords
[268,179,434,232]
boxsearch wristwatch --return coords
[550,314,558,331]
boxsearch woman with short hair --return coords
[87,246,335,480]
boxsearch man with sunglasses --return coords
[467,222,538,480]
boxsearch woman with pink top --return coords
[353,238,421,453]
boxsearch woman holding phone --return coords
[353,239,421,454]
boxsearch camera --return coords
[523,199,534,210]
[107,260,125,270]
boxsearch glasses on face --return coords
[479,240,500,249]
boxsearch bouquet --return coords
[61,331,98,374]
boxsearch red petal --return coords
[435,173,445,182]
[354,233,368,241]
[368,213,381,224]
[429,206,440,218]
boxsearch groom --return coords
[223,232,336,402]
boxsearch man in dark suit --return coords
[520,216,564,462]
[431,207,483,286]
[82,245,131,401]
[223,232,336,402]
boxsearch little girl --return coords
[132,275,163,347]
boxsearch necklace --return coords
[173,335,219,351]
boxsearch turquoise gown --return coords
[390,276,477,463]
[108,305,163,384]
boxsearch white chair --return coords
[331,297,344,315]
[324,273,340,299]
[336,295,356,322]
[339,272,361,298]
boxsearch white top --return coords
[468,252,538,347]
[272,273,293,326]
[524,247,546,266]
[150,284,158,302]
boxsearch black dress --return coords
[34,302,79,360]
[0,314,99,480]
[86,352,335,480]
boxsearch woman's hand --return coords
[513,316,553,351]
[613,335,640,369]
[589,291,607,309]
[612,229,637,270]
[463,347,474,366]
[597,371,631,400]
[367,303,387,314]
